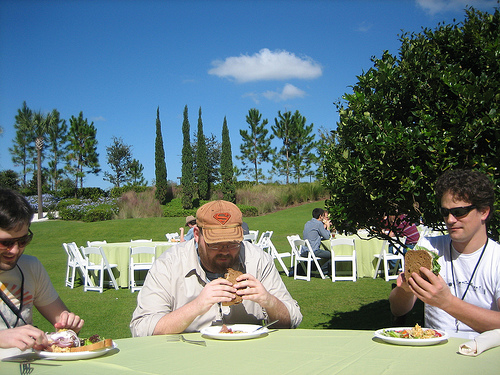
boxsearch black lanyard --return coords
[0,265,27,328]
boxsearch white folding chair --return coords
[165,233,180,242]
[243,230,259,243]
[131,239,153,242]
[373,239,405,281]
[256,231,291,274]
[129,246,156,293]
[81,246,119,292]
[87,240,107,247]
[65,242,94,288]
[62,243,80,288]
[291,239,326,281]
[330,238,357,282]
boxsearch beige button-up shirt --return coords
[130,240,302,336]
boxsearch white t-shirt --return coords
[418,235,500,338]
[0,254,59,330]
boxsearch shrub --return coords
[109,185,151,198]
[78,187,108,200]
[58,197,119,221]
[116,190,163,219]
[237,204,258,217]
[25,194,60,212]
[84,205,117,222]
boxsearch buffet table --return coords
[97,241,176,288]
[322,234,385,278]
[1,329,496,374]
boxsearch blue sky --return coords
[1,0,498,189]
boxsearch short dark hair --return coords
[312,208,325,219]
[435,169,495,222]
[0,188,34,230]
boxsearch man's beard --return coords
[206,254,239,274]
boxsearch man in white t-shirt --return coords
[389,169,500,338]
[0,188,84,354]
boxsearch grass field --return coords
[27,201,423,339]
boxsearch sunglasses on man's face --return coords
[439,205,476,219]
[0,229,34,250]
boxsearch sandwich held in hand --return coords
[46,329,113,352]
[404,246,441,281]
[222,268,243,306]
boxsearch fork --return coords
[20,363,34,375]
[166,334,207,347]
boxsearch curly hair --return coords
[0,188,34,230]
[435,169,495,222]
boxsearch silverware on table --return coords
[253,319,279,332]
[166,334,207,347]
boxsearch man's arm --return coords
[152,278,236,335]
[410,268,500,333]
[389,273,418,317]
[36,297,84,333]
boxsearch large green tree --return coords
[196,107,210,200]
[46,109,68,191]
[181,105,194,209]
[9,102,35,186]
[220,117,235,202]
[271,110,293,184]
[154,107,169,204]
[323,6,500,242]
[237,108,274,184]
[104,136,133,188]
[67,111,100,189]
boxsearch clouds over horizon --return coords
[208,48,322,83]
[415,0,497,15]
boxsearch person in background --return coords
[386,214,420,269]
[0,188,84,357]
[303,208,332,276]
[130,200,302,335]
[389,169,500,338]
[179,215,196,242]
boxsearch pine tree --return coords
[196,107,209,200]
[181,105,194,209]
[220,117,235,202]
[9,102,35,186]
[154,107,169,204]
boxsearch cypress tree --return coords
[154,107,169,204]
[181,105,194,209]
[196,107,209,200]
[220,117,235,203]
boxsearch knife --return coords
[253,319,279,332]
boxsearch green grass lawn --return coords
[28,201,423,339]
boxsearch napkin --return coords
[458,329,500,356]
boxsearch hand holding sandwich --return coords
[404,267,454,311]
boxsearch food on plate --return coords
[222,268,243,306]
[404,246,441,281]
[219,324,244,334]
[46,329,113,352]
[381,324,442,339]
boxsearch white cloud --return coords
[91,116,106,122]
[415,0,497,15]
[356,21,372,32]
[209,48,322,83]
[262,84,307,102]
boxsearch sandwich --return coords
[222,268,243,306]
[46,329,113,353]
[404,246,441,281]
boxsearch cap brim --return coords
[203,226,243,244]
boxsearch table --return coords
[97,241,176,288]
[1,329,497,374]
[322,235,385,278]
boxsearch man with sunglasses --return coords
[389,170,500,338]
[0,188,83,356]
[130,200,302,336]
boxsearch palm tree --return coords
[31,111,51,219]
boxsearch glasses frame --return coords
[205,242,241,252]
[0,228,34,250]
[439,205,476,219]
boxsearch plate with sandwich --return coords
[201,324,270,340]
[37,329,117,360]
[374,324,448,346]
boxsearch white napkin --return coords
[458,329,500,356]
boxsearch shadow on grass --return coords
[316,298,425,330]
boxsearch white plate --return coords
[200,324,269,340]
[374,328,448,346]
[36,341,118,361]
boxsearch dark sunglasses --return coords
[439,205,476,218]
[0,229,34,249]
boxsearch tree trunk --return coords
[36,138,43,220]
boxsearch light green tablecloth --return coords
[322,235,385,278]
[96,241,175,288]
[1,329,497,374]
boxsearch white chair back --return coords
[165,233,180,242]
[244,230,259,243]
[372,239,405,281]
[129,246,156,292]
[330,238,357,282]
[87,240,107,247]
[292,239,326,281]
[131,239,153,242]
[81,246,119,292]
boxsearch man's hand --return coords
[193,278,237,315]
[0,325,48,351]
[407,267,453,310]
[54,311,84,333]
[234,273,274,308]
